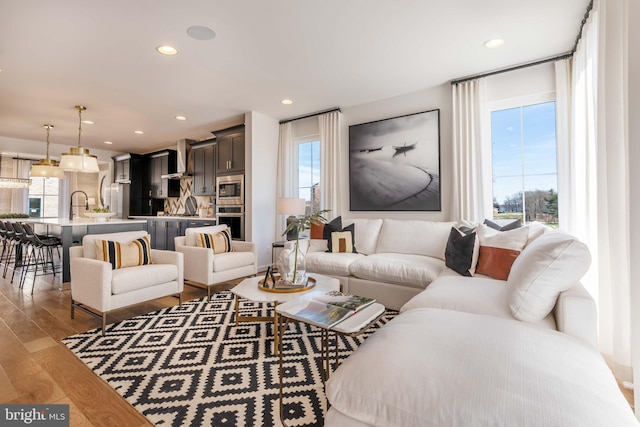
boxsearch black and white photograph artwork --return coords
[349,109,441,211]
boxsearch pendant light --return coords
[30,124,65,179]
[0,154,30,189]
[59,105,99,173]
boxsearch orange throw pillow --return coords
[310,221,325,239]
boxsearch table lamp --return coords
[277,197,306,240]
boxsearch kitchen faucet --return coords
[69,190,89,220]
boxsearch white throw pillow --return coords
[376,219,456,260]
[508,232,591,322]
[343,218,383,255]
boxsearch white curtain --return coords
[318,110,342,214]
[555,0,632,381]
[10,159,31,213]
[275,121,294,238]
[451,79,491,223]
[58,171,77,219]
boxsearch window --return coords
[297,139,321,215]
[28,177,60,218]
[490,100,558,226]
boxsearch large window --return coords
[491,100,558,226]
[28,177,59,218]
[297,139,320,214]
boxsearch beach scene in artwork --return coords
[349,110,440,211]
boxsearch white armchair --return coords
[69,230,183,335]
[175,225,257,300]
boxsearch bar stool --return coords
[2,222,23,282]
[19,223,62,293]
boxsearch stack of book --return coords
[292,291,376,328]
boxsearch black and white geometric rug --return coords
[62,291,396,427]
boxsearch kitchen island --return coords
[25,217,148,283]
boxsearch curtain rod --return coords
[279,107,341,124]
[451,0,593,86]
[450,52,572,86]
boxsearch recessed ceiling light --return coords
[134,130,144,135]
[175,115,187,121]
[104,141,113,145]
[484,39,505,49]
[187,26,216,41]
[82,120,94,125]
[156,45,178,55]
[281,99,293,105]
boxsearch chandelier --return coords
[58,105,99,173]
[30,124,65,179]
[0,155,30,189]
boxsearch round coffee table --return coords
[231,274,340,353]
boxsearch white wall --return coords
[245,111,280,270]
[341,83,452,222]
[485,62,555,102]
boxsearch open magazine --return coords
[292,291,376,329]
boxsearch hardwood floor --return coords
[0,262,635,425]
[0,263,237,427]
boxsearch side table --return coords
[276,299,385,426]
[230,274,340,354]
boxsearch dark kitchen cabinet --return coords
[149,150,180,199]
[114,158,129,182]
[214,125,245,175]
[112,154,157,216]
[192,140,216,196]
[147,218,215,250]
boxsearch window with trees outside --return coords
[28,177,60,218]
[490,100,558,227]
[297,139,320,215]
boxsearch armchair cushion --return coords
[95,235,152,269]
[213,251,256,272]
[111,263,179,295]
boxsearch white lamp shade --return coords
[30,162,65,179]
[277,197,306,215]
[59,151,99,173]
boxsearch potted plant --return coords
[282,209,330,284]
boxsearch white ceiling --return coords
[0,0,588,154]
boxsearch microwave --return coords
[216,174,244,205]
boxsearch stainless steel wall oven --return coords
[216,205,245,240]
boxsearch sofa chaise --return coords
[283,218,637,425]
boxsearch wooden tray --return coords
[258,275,316,293]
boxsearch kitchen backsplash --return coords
[164,177,214,216]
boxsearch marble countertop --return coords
[130,216,216,220]
[24,217,148,227]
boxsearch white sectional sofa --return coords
[283,218,637,425]
[287,218,457,310]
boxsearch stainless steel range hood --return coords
[161,139,194,179]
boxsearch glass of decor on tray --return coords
[280,207,329,285]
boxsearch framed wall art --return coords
[348,109,441,211]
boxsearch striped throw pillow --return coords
[95,235,152,269]
[195,229,233,254]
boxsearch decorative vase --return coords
[290,244,306,284]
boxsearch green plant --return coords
[282,209,330,283]
[0,213,29,219]
[93,207,111,213]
